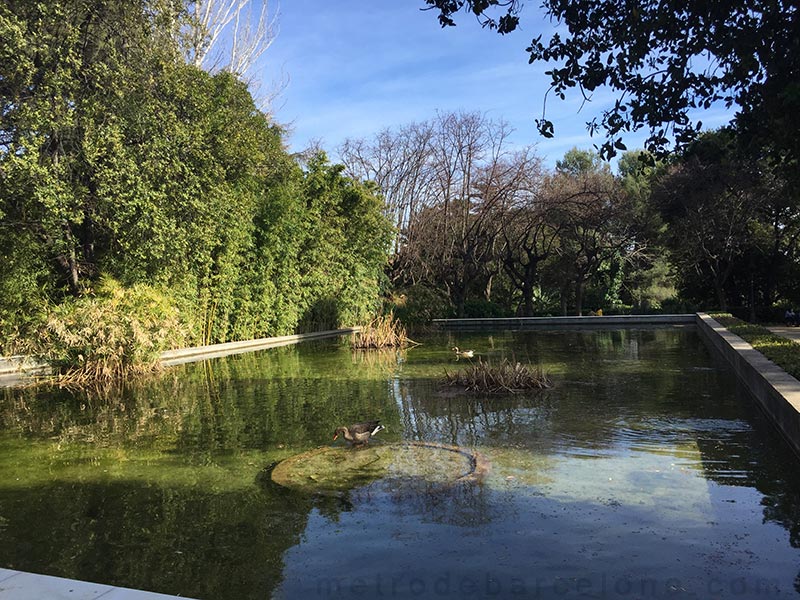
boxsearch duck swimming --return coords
[452,346,474,358]
[333,420,385,446]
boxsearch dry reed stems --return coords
[351,312,419,349]
[443,358,552,393]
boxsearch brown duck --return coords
[333,420,385,446]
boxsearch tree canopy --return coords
[0,0,393,356]
[422,0,800,165]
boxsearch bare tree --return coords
[341,111,544,315]
[185,0,278,80]
[340,122,436,257]
[543,170,641,315]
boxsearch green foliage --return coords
[0,1,394,372]
[389,285,453,326]
[424,0,799,169]
[653,130,799,312]
[39,277,193,380]
[462,299,511,318]
[555,147,609,176]
[709,313,800,381]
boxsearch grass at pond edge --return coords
[709,313,800,381]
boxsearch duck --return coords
[452,346,474,358]
[333,420,385,446]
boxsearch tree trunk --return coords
[560,283,569,316]
[522,282,534,317]
[713,277,727,312]
[575,273,585,316]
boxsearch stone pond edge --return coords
[695,312,800,460]
[0,327,361,386]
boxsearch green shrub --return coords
[390,285,452,326]
[38,277,194,382]
[463,299,512,318]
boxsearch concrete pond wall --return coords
[433,314,696,330]
[694,313,800,460]
[3,314,799,458]
[433,313,800,460]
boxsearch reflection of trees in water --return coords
[692,386,800,551]
[392,329,729,453]
[363,478,492,527]
[0,479,312,599]
[313,478,493,528]
[349,348,407,371]
[0,344,406,458]
[393,379,555,448]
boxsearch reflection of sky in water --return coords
[278,441,795,599]
[276,330,800,599]
[1,329,799,599]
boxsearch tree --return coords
[653,131,762,311]
[340,121,436,261]
[615,151,677,312]
[542,150,639,315]
[0,0,184,297]
[184,0,278,79]
[422,0,800,165]
[0,0,393,353]
[344,111,540,317]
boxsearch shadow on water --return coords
[0,330,799,598]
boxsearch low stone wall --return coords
[159,328,359,366]
[0,328,360,386]
[0,355,51,376]
[433,314,696,330]
[695,313,800,459]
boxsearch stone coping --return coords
[0,568,197,599]
[695,313,800,459]
[433,314,696,329]
[159,327,360,366]
[0,328,360,386]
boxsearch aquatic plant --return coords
[351,312,418,349]
[38,278,192,384]
[443,358,552,393]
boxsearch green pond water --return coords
[1,328,799,599]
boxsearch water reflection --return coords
[0,330,799,598]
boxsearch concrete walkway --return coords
[0,568,196,599]
[768,326,800,344]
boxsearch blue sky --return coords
[257,1,735,169]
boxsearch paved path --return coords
[768,326,800,344]
[0,568,197,599]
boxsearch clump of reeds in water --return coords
[443,358,552,393]
[351,312,418,349]
[39,278,191,386]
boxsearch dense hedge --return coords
[0,1,393,366]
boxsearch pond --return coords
[0,328,799,599]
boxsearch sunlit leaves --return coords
[424,0,798,164]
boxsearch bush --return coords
[463,299,512,318]
[390,285,452,326]
[351,312,415,349]
[38,278,193,382]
